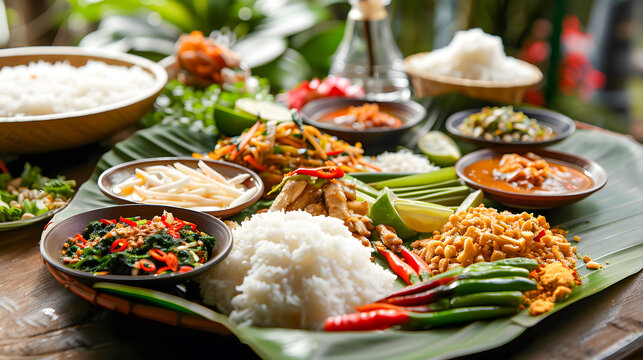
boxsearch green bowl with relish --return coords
[40,204,232,285]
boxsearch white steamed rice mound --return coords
[410,28,534,82]
[368,149,439,173]
[0,60,155,118]
[199,210,397,330]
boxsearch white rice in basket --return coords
[199,210,396,330]
[409,28,534,82]
[0,60,155,118]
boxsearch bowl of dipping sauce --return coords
[300,97,426,151]
[455,148,607,209]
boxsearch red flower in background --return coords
[285,76,365,110]
[519,15,606,105]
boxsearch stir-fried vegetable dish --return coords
[459,106,555,142]
[60,212,215,276]
[0,163,75,222]
[199,120,375,189]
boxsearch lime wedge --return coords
[455,189,484,214]
[235,98,292,122]
[369,188,417,240]
[394,199,453,233]
[214,104,258,136]
[418,131,461,166]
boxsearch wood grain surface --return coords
[0,140,641,360]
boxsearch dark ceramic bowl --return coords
[446,107,575,148]
[40,204,233,285]
[455,148,607,209]
[300,97,426,150]
[97,157,263,218]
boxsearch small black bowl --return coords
[300,97,426,150]
[446,107,575,148]
[40,204,232,286]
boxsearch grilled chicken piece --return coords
[270,179,308,211]
[323,182,351,220]
[287,185,323,211]
[347,200,369,215]
[304,203,327,216]
[375,224,404,253]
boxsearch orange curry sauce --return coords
[465,153,593,194]
[319,103,402,130]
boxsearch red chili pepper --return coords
[400,248,433,282]
[110,238,128,253]
[286,165,344,179]
[147,220,151,225]
[376,245,420,285]
[534,230,546,242]
[355,302,408,313]
[386,287,442,306]
[139,259,156,272]
[325,149,345,156]
[166,252,178,272]
[156,266,172,275]
[178,266,194,273]
[243,154,267,172]
[0,158,9,174]
[355,302,435,313]
[324,309,410,331]
[74,234,88,248]
[149,249,167,262]
[378,275,457,301]
[199,257,205,264]
[100,219,116,225]
[119,217,137,227]
[161,213,167,222]
[177,219,197,231]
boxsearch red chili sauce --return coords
[318,103,402,130]
[464,153,593,194]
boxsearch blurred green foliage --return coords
[60,0,630,134]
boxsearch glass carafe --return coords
[330,0,410,102]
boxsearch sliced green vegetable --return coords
[371,167,457,190]
[456,189,484,213]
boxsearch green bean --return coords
[403,306,517,330]
[449,291,523,308]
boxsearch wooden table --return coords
[1,138,641,360]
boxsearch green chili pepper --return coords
[449,291,523,308]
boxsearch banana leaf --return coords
[51,125,643,360]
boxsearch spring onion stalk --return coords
[390,179,463,194]
[370,167,457,190]
[397,185,469,199]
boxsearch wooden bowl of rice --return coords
[404,52,543,103]
[0,46,167,154]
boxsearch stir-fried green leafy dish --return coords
[61,212,216,276]
[0,163,75,222]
